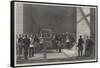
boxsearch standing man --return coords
[23,35,30,60]
[39,36,44,50]
[78,35,84,57]
[65,36,70,49]
[85,36,93,57]
[29,34,34,57]
[18,34,23,55]
[55,34,59,51]
[57,40,62,53]
[85,36,89,57]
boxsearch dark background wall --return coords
[23,4,76,35]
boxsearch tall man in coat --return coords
[18,34,23,55]
[78,35,84,57]
[23,35,30,60]
[85,36,93,57]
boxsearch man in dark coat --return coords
[18,34,23,55]
[85,36,93,57]
[23,35,30,60]
[78,35,84,57]
[57,40,61,53]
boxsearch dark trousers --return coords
[85,48,92,57]
[58,47,61,53]
[29,47,34,57]
[67,42,70,49]
[78,46,83,57]
[19,46,23,55]
[55,43,58,51]
[40,44,43,50]
[24,48,28,60]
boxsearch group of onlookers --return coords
[16,34,39,60]
[16,32,76,59]
[52,33,76,52]
[16,33,94,60]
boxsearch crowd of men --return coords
[16,32,94,60]
[16,34,39,60]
